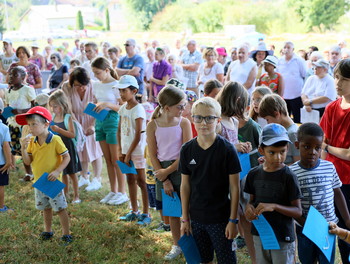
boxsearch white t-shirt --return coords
[229,58,257,94]
[301,74,336,109]
[82,60,98,81]
[0,53,18,71]
[4,85,36,109]
[118,103,146,156]
[198,62,224,85]
[92,80,120,110]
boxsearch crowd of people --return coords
[0,36,350,263]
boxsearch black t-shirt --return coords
[179,135,241,224]
[49,65,68,88]
[244,165,302,242]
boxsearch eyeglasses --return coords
[192,115,219,124]
[176,104,187,110]
[50,57,56,59]
[124,44,131,47]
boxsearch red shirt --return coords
[191,122,197,138]
[320,98,350,184]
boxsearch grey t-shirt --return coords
[285,123,299,165]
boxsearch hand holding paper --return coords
[32,172,66,199]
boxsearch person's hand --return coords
[163,180,174,196]
[119,154,125,163]
[255,203,276,215]
[245,204,258,221]
[94,102,110,113]
[305,105,312,112]
[258,156,265,164]
[0,162,14,173]
[154,168,169,182]
[50,125,60,133]
[304,99,312,106]
[85,126,95,136]
[48,170,60,181]
[181,221,191,236]
[124,153,131,165]
[235,142,251,153]
[225,222,238,239]
[20,137,31,150]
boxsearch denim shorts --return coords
[95,110,119,144]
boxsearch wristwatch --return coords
[229,218,239,224]
[324,144,329,153]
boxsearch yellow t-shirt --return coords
[144,145,156,185]
[27,133,68,182]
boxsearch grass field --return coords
[0,161,252,264]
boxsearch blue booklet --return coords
[252,214,280,250]
[238,152,251,179]
[178,234,201,264]
[2,106,14,119]
[83,103,109,121]
[116,160,137,174]
[32,172,66,199]
[161,190,182,217]
[302,206,335,262]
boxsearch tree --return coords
[289,0,350,31]
[105,8,110,31]
[76,10,84,30]
[0,9,6,37]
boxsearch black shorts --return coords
[0,165,9,186]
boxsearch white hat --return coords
[125,39,136,46]
[115,75,139,89]
[312,59,330,69]
[250,42,274,58]
[263,55,278,68]
[2,39,12,45]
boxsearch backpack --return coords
[63,114,86,152]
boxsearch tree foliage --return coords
[105,8,110,31]
[76,10,84,30]
[289,0,349,31]
[0,9,6,36]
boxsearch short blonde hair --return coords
[259,94,288,117]
[202,48,218,59]
[192,97,221,117]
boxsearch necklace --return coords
[204,63,214,76]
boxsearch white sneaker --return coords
[107,192,129,205]
[78,176,90,187]
[85,178,102,192]
[164,245,182,260]
[100,192,116,204]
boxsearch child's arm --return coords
[20,137,32,165]
[329,222,350,243]
[0,142,14,173]
[47,152,70,181]
[117,118,123,161]
[124,117,144,165]
[146,121,165,176]
[180,173,191,236]
[334,187,350,229]
[255,198,302,219]
[94,102,120,112]
[278,74,285,97]
[322,142,350,161]
[51,116,75,139]
[226,173,239,239]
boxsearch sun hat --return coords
[250,42,274,58]
[260,123,291,146]
[216,47,227,57]
[312,59,330,69]
[114,75,139,89]
[15,106,52,125]
[262,55,278,68]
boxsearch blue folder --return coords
[32,172,66,199]
[2,106,14,119]
[83,103,109,121]
[238,152,251,179]
[252,214,280,250]
[178,234,201,264]
[302,206,335,262]
[161,189,182,217]
[116,160,137,174]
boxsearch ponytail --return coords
[151,105,162,120]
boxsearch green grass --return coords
[0,161,251,263]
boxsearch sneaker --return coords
[137,214,152,225]
[107,193,129,205]
[61,234,73,245]
[164,245,182,260]
[119,210,140,221]
[100,192,116,204]
[78,176,90,187]
[0,205,10,212]
[153,222,170,232]
[72,199,81,204]
[23,174,33,182]
[85,178,102,191]
[39,232,54,240]
[235,236,246,249]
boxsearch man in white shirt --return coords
[0,39,17,83]
[82,42,99,81]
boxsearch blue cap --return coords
[260,123,291,146]
[115,75,139,90]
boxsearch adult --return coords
[116,38,144,95]
[342,49,350,60]
[57,46,71,68]
[82,42,99,81]
[7,46,42,90]
[258,55,284,96]
[43,45,54,71]
[62,67,103,191]
[180,40,203,96]
[197,47,224,94]
[149,47,172,98]
[42,37,56,58]
[224,47,237,76]
[329,45,341,75]
[277,41,307,123]
[47,52,69,90]
[0,39,17,83]
[75,42,88,65]
[216,47,227,67]
[62,42,73,58]
[144,48,155,97]
[250,42,273,81]
[108,47,121,69]
[152,40,159,49]
[167,54,184,84]
[29,43,46,71]
[306,51,323,79]
[301,59,336,118]
[72,39,80,57]
[101,42,111,59]
[226,44,257,94]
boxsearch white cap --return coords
[115,75,139,89]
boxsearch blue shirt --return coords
[118,55,144,94]
[0,121,10,165]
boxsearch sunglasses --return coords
[51,57,56,59]
[124,44,131,47]
[192,115,219,124]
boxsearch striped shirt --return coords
[290,159,342,223]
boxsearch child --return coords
[259,94,300,165]
[290,123,350,264]
[49,90,82,204]
[116,75,150,225]
[34,93,49,108]
[257,55,284,96]
[146,85,192,260]
[249,86,272,129]
[180,97,241,263]
[329,222,350,244]
[203,79,223,98]
[0,101,13,212]
[244,123,302,264]
[91,57,128,205]
[5,66,36,181]
[17,106,72,244]
[183,90,198,138]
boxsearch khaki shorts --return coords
[34,189,67,212]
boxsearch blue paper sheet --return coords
[302,206,335,262]
[2,106,14,119]
[161,190,182,217]
[252,214,280,250]
[83,103,109,121]
[32,172,66,199]
[116,160,137,174]
[238,152,251,179]
[178,234,201,264]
